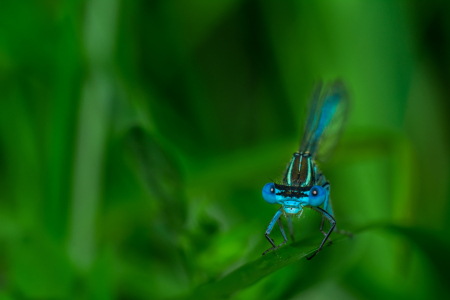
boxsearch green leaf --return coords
[9,237,74,299]
[380,224,450,295]
[187,232,353,299]
[184,223,450,299]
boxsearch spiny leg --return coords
[262,208,283,256]
[307,207,335,260]
[319,215,326,236]
[287,216,295,241]
[277,218,288,248]
[321,213,353,240]
[322,184,353,239]
[324,200,353,239]
[319,182,333,246]
[319,215,333,246]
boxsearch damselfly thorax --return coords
[281,151,325,188]
[273,152,327,215]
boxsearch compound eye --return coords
[308,185,326,206]
[262,182,277,204]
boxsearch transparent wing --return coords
[299,81,350,161]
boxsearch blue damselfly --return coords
[262,81,351,259]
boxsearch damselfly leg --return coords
[307,207,336,260]
[287,216,295,241]
[263,208,288,255]
[277,218,288,248]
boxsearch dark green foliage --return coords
[1,1,450,299]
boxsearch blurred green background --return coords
[1,0,450,299]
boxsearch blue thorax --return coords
[262,152,327,215]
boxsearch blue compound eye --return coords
[309,185,326,206]
[262,182,277,204]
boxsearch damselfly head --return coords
[308,185,326,207]
[282,203,303,215]
[262,182,277,204]
[274,183,309,198]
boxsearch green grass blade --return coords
[188,233,352,299]
[185,223,450,299]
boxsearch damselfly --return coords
[262,81,350,259]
